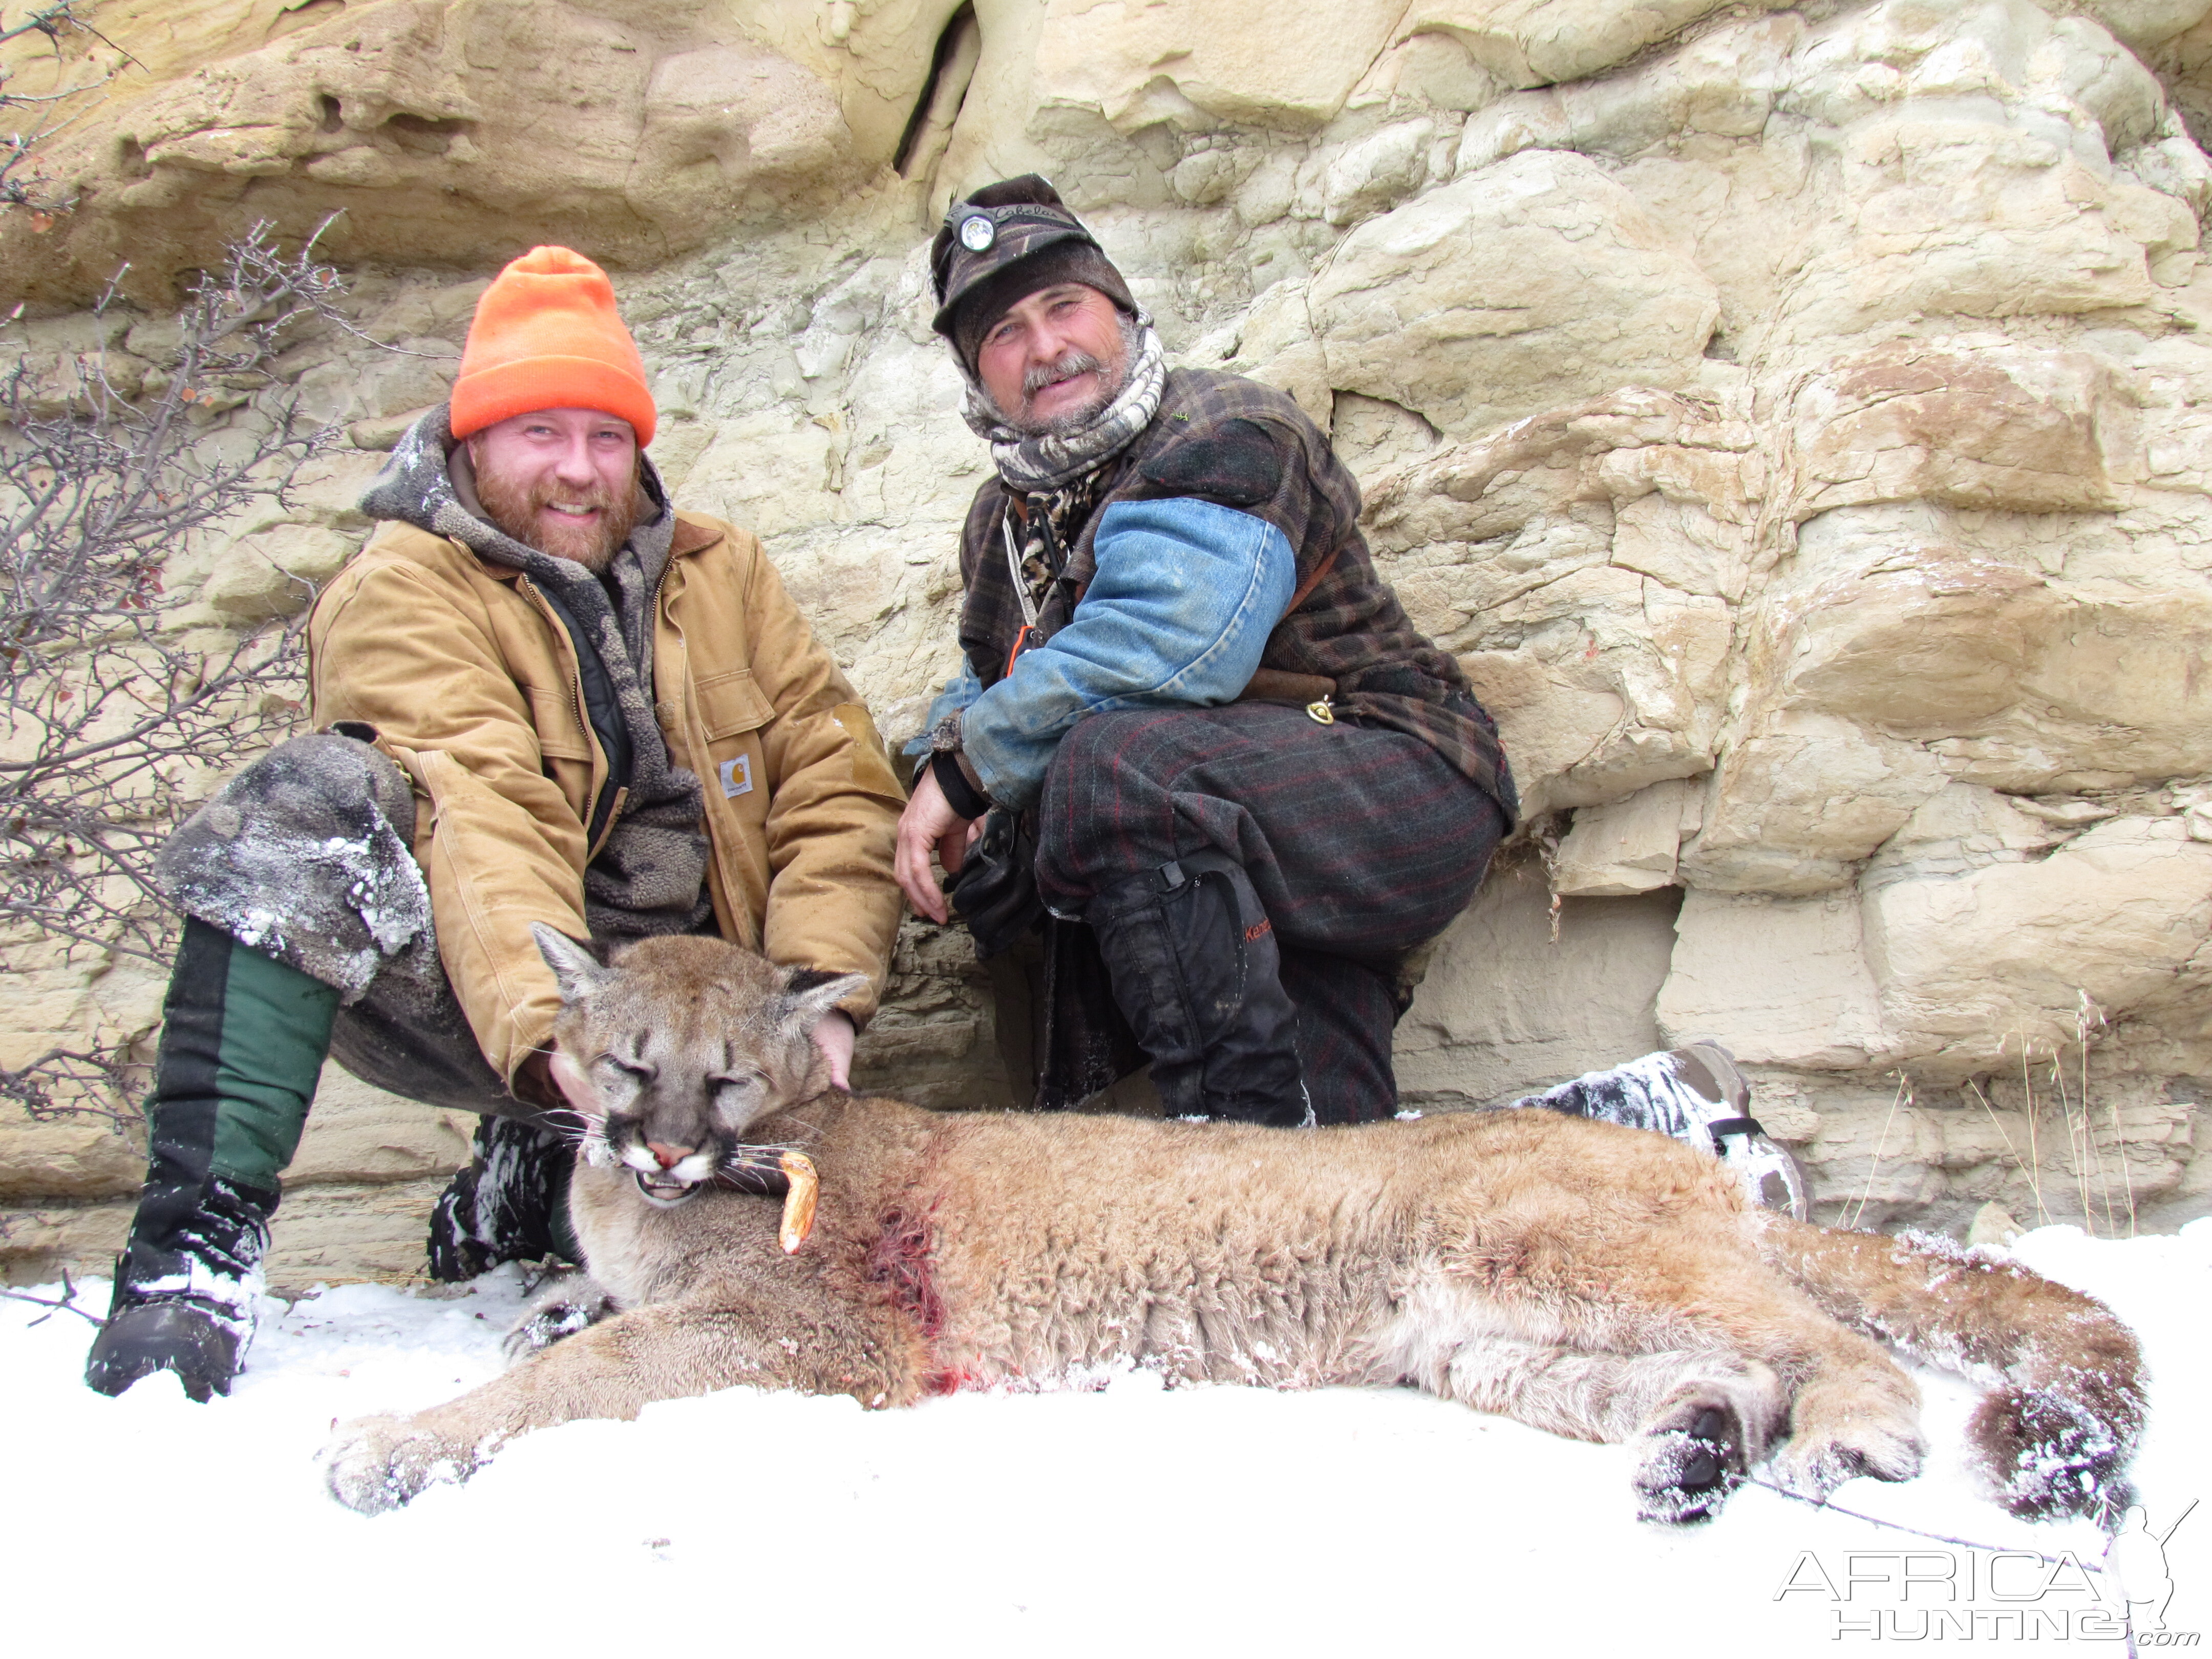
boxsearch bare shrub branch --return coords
[1,223,356,1121]
[1,2,119,219]
[0,1266,102,1324]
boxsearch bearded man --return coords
[896,179,1809,1208]
[85,247,907,1401]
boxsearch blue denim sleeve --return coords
[960,496,1298,810]
[901,664,984,763]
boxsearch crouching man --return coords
[86,246,906,1400]
[896,178,1805,1207]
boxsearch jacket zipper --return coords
[517,572,616,851]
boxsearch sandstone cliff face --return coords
[5,0,2209,1285]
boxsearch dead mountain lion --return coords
[322,932,2145,1523]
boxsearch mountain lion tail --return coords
[1759,1218,2145,1527]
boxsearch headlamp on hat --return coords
[929,176,1140,370]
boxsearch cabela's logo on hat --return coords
[958,214,996,252]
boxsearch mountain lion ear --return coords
[533,924,611,1004]
[777,966,868,1036]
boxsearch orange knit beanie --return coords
[449,246,656,446]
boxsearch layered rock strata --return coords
[5,0,2209,1285]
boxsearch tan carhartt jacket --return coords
[308,510,906,1090]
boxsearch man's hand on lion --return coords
[895,765,979,925]
[809,1009,855,1090]
[545,1046,593,1113]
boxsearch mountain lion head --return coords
[531,926,863,1207]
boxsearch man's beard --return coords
[995,314,1143,438]
[474,461,642,571]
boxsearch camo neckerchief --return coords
[961,323,1166,495]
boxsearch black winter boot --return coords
[86,917,333,1403]
[427,1115,581,1282]
[1084,850,1310,1126]
[1511,1043,1810,1219]
[85,1174,276,1402]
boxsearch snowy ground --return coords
[4,1223,2205,1659]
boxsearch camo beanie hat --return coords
[930,176,1139,371]
[450,246,657,446]
[928,176,1165,493]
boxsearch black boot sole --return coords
[85,1300,245,1403]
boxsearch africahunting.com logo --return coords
[1774,1502,2197,1645]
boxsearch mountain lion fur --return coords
[320,931,2145,1526]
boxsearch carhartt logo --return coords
[718,755,753,798]
[1244,919,1271,943]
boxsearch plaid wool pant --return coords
[1032,704,1507,1122]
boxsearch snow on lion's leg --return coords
[1503,1222,1930,1505]
[1677,1275,1928,1501]
[322,1290,925,1515]
[1767,1347,1927,1500]
[499,1267,618,1365]
[1427,1337,1785,1524]
[1758,1217,2144,1526]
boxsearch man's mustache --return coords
[1023,351,1102,397]
[527,480,623,513]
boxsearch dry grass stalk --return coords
[1845,1072,1910,1232]
[2015,1031,2049,1228]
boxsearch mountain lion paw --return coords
[1633,1375,1776,1525]
[1971,1385,2140,1526]
[320,1414,485,1515]
[502,1271,616,1365]
[1772,1389,1925,1501]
